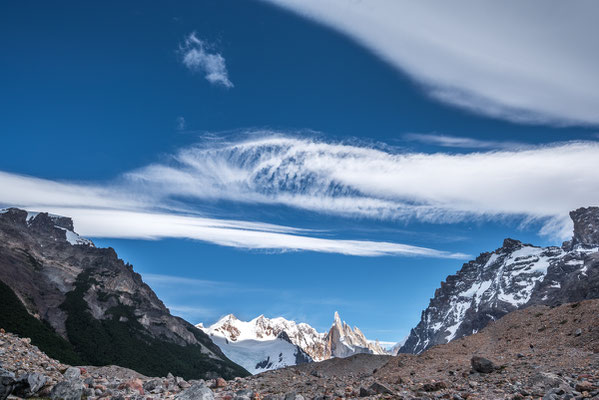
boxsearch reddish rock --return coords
[118,378,145,395]
[575,381,595,392]
[216,377,227,388]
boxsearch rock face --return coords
[325,312,386,358]
[0,208,249,379]
[199,312,387,374]
[400,206,599,354]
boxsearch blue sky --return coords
[1,0,599,343]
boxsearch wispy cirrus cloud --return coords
[403,133,525,150]
[126,133,599,239]
[261,0,599,126]
[4,133,599,253]
[180,32,233,88]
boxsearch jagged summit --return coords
[333,311,342,325]
[324,312,387,358]
[0,208,94,247]
[400,206,599,354]
[567,206,599,249]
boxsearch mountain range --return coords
[1,205,598,381]
[197,311,388,374]
[399,206,599,354]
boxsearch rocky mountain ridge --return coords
[0,207,248,379]
[198,312,388,373]
[400,206,599,354]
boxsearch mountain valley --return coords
[1,206,598,399]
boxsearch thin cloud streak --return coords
[262,0,599,126]
[166,305,218,320]
[403,133,526,150]
[0,175,466,258]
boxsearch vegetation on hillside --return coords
[60,270,249,380]
[0,279,82,365]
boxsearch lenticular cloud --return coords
[262,0,599,126]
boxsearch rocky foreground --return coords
[2,300,599,399]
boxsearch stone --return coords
[421,381,447,392]
[13,372,47,397]
[359,386,375,397]
[471,356,496,373]
[236,389,254,397]
[284,393,304,400]
[528,372,566,389]
[175,382,215,400]
[118,378,144,395]
[216,377,227,388]
[575,381,595,392]
[0,368,16,400]
[50,379,84,400]
[368,382,394,395]
[63,366,81,381]
[575,328,582,337]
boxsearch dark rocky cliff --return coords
[0,208,249,379]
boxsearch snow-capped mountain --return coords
[325,312,386,358]
[197,314,315,374]
[198,312,390,374]
[400,206,599,354]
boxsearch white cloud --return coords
[261,0,599,126]
[403,133,525,150]
[126,134,599,238]
[180,33,233,88]
[166,304,217,320]
[0,173,465,258]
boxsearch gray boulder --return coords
[50,379,83,400]
[63,367,81,381]
[174,382,215,400]
[471,356,496,373]
[284,393,305,400]
[0,368,16,400]
[13,373,48,397]
[369,382,394,394]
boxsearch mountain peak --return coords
[570,206,599,248]
[501,238,522,251]
[218,313,238,323]
[333,311,341,324]
[0,207,93,247]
